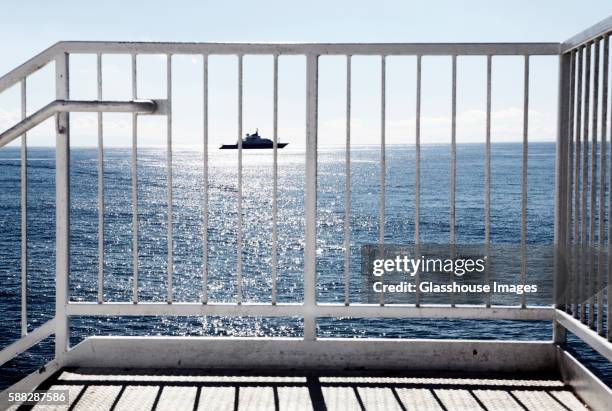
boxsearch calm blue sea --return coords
[0,142,610,388]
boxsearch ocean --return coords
[0,142,610,389]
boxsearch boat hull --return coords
[219,143,289,149]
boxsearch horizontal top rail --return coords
[0,41,562,95]
[56,41,561,56]
[562,15,612,53]
[0,99,158,148]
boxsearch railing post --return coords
[304,54,318,341]
[20,79,27,337]
[554,51,571,344]
[55,53,70,360]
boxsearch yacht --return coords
[220,129,288,149]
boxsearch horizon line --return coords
[4,139,558,149]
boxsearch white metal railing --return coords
[39,42,559,330]
[556,16,612,355]
[0,98,159,370]
[0,16,611,401]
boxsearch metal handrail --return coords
[556,309,612,362]
[562,15,612,53]
[0,319,55,368]
[0,43,58,94]
[0,99,158,148]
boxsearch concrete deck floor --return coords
[11,368,589,411]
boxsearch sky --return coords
[0,1,611,147]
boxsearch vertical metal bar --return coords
[581,44,591,323]
[166,54,173,304]
[55,53,70,360]
[202,54,209,304]
[590,39,600,329]
[304,54,318,341]
[520,55,529,309]
[237,54,243,304]
[272,54,279,305]
[450,55,457,244]
[485,55,492,309]
[415,56,421,245]
[415,55,422,307]
[344,55,351,306]
[598,37,608,336]
[380,56,386,246]
[450,55,457,308]
[20,78,27,336]
[575,47,583,318]
[380,55,386,307]
[567,51,576,315]
[554,52,571,344]
[96,53,104,304]
[606,35,612,341]
[131,53,138,304]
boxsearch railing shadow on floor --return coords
[16,368,585,411]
